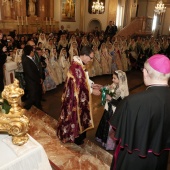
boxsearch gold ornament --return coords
[0,79,29,145]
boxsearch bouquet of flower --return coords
[101,84,116,105]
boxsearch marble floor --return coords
[26,69,170,170]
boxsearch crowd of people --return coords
[0,26,170,92]
[1,23,170,169]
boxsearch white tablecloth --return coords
[0,134,52,170]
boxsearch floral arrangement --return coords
[101,84,116,105]
[0,93,11,114]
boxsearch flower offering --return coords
[101,84,116,105]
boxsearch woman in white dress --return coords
[50,48,63,85]
[86,55,95,77]
[45,38,56,51]
[57,34,68,53]
[38,33,47,49]
[128,38,137,60]
[120,41,131,71]
[91,36,100,49]
[152,41,161,55]
[113,41,123,71]
[58,48,70,82]
[69,41,79,62]
[92,45,102,76]
[43,49,57,91]
[107,42,117,73]
[105,36,112,48]
[99,43,111,74]
[80,35,89,49]
[68,34,77,48]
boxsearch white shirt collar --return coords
[73,56,83,65]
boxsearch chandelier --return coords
[154,0,166,14]
[92,0,104,14]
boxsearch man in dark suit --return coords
[22,45,42,110]
[112,21,118,36]
[105,21,114,39]
[105,21,117,39]
[58,25,67,40]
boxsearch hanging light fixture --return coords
[92,0,105,14]
[154,0,166,14]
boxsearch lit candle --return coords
[46,17,48,26]
[21,16,23,26]
[50,17,51,26]
[26,16,28,25]
[17,16,19,26]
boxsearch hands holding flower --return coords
[92,84,102,96]
[101,83,116,105]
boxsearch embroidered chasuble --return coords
[57,56,94,143]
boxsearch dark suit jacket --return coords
[22,56,41,90]
[110,86,170,170]
[0,51,7,91]
[22,55,41,109]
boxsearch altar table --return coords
[0,134,52,170]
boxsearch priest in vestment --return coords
[57,46,101,145]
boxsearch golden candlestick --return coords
[0,79,30,146]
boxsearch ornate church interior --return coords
[1,0,170,169]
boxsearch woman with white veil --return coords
[92,45,102,76]
[58,48,70,82]
[50,48,63,85]
[99,43,111,74]
[69,41,79,62]
[38,33,47,49]
[42,49,57,91]
[96,70,129,150]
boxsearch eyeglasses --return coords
[88,55,93,60]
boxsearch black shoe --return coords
[74,140,84,145]
[41,98,46,102]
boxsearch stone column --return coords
[123,0,133,26]
[80,0,85,31]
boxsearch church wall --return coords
[0,0,169,35]
[83,1,108,32]
[54,0,80,32]
[162,5,170,35]
[137,0,170,35]
[53,0,114,33]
